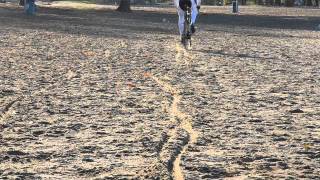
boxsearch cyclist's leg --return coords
[177,7,185,37]
[191,1,198,24]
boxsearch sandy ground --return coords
[1,2,320,179]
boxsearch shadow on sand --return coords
[0,5,318,38]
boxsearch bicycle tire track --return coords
[0,97,21,123]
[145,72,198,180]
[174,43,194,66]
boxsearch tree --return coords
[117,0,131,12]
[285,0,294,6]
[305,0,311,5]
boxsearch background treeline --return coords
[52,0,320,7]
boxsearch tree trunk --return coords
[19,0,24,6]
[306,0,312,5]
[285,0,294,6]
[117,0,131,12]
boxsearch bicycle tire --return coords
[183,7,192,49]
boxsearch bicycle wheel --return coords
[183,8,192,49]
[187,33,192,49]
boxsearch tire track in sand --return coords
[145,72,198,180]
[174,43,194,66]
[0,97,21,123]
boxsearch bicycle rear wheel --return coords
[184,36,191,50]
[186,35,191,49]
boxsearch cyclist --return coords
[174,0,201,43]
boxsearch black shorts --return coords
[179,0,192,11]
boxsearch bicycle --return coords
[182,5,192,49]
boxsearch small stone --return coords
[272,136,287,142]
[278,162,289,169]
[289,108,304,113]
[7,150,27,156]
[32,130,45,136]
[82,157,94,162]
